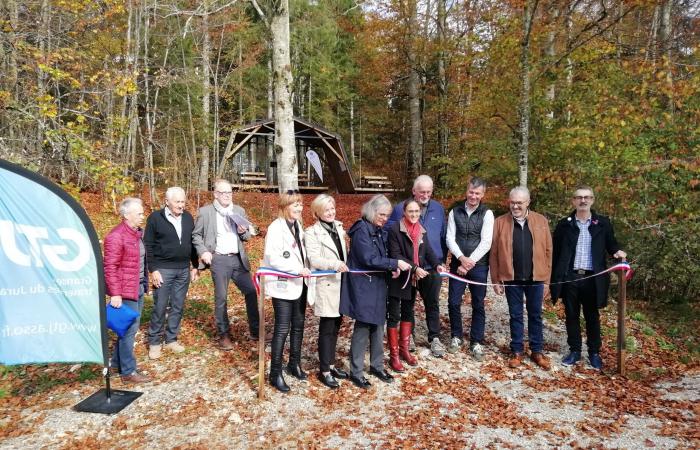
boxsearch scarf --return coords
[213,199,236,230]
[320,220,344,260]
[403,217,421,265]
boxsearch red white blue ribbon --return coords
[254,262,634,294]
[253,267,385,295]
[439,261,634,287]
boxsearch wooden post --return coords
[616,267,627,375]
[258,264,266,400]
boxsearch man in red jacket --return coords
[104,197,151,383]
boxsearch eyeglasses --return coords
[215,191,233,196]
[286,189,300,195]
[573,196,594,201]
[510,201,526,206]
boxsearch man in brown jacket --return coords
[490,186,552,370]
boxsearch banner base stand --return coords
[74,388,142,414]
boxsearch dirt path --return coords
[2,280,698,449]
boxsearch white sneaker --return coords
[430,338,446,358]
[148,344,162,360]
[164,341,186,353]
[448,337,463,354]
[470,343,485,362]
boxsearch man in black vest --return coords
[551,185,626,370]
[445,177,494,360]
[144,187,199,360]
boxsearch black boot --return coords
[269,312,290,391]
[269,369,290,393]
[287,325,307,380]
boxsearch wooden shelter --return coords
[218,117,358,193]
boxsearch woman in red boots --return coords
[387,199,445,372]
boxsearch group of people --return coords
[103,175,626,393]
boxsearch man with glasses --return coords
[490,186,552,370]
[386,175,448,358]
[551,185,626,370]
[192,179,265,349]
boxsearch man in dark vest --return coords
[445,177,493,360]
[551,185,626,370]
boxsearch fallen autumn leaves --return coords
[0,192,697,448]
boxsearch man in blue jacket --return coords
[386,175,447,357]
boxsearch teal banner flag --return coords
[0,159,105,365]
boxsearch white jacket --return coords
[263,217,308,300]
[304,221,347,317]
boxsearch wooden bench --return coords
[362,175,392,188]
[240,171,267,184]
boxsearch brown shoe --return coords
[248,331,273,344]
[218,335,234,350]
[508,353,523,368]
[530,352,551,370]
[121,372,152,384]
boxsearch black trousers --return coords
[387,295,415,328]
[318,316,342,373]
[563,276,601,354]
[415,271,442,340]
[270,292,307,375]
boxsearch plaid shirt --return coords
[573,217,593,270]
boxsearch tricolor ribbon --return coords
[439,261,634,287]
[254,262,634,294]
[253,267,385,295]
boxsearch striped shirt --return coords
[573,217,593,270]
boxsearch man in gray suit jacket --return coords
[192,179,264,349]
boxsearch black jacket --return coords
[144,208,199,271]
[551,210,622,308]
[387,220,440,299]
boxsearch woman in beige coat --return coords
[305,194,349,389]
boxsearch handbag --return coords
[106,303,139,338]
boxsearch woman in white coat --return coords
[263,191,311,393]
[305,194,349,389]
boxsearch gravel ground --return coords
[1,282,698,449]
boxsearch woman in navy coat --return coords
[339,195,411,389]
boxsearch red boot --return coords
[387,327,404,372]
[399,322,418,366]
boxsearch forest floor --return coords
[1,192,698,449]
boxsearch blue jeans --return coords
[447,265,488,344]
[148,267,191,345]
[111,284,145,376]
[504,281,544,354]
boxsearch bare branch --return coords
[249,0,269,28]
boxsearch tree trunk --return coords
[545,4,558,122]
[436,0,448,157]
[406,0,423,181]
[349,98,355,164]
[659,0,673,116]
[565,1,573,125]
[271,0,298,192]
[518,0,538,188]
[265,57,275,183]
[646,6,659,65]
[198,9,212,190]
